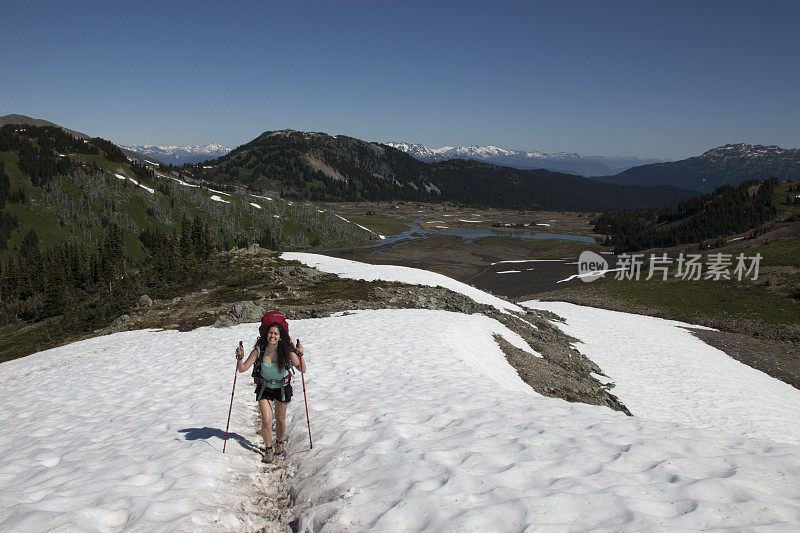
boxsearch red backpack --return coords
[259,310,289,337]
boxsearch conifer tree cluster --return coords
[592,178,779,252]
[138,214,214,282]
[1,223,123,322]
[785,180,800,206]
[88,137,128,163]
[0,214,217,331]
[0,162,20,250]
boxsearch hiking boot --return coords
[261,447,273,463]
[275,441,285,455]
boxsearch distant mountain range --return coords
[387,142,665,176]
[596,143,800,191]
[127,140,664,174]
[190,129,693,211]
[120,144,234,165]
[6,113,795,199]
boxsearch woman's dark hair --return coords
[254,322,293,371]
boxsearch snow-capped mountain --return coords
[701,143,800,161]
[122,144,233,165]
[387,142,664,176]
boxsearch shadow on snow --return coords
[178,426,262,455]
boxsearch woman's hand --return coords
[293,341,306,373]
[238,346,258,373]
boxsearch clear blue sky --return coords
[2,1,798,159]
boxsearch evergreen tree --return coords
[0,162,9,209]
[592,178,779,252]
[42,250,67,316]
[180,214,192,260]
[258,226,279,250]
[20,228,39,257]
[99,223,124,294]
[0,211,19,251]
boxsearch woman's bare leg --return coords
[275,401,288,443]
[258,399,274,448]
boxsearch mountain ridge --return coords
[121,143,234,165]
[597,143,800,191]
[388,141,665,176]
[0,113,91,140]
[191,129,694,211]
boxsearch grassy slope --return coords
[773,179,800,217]
[533,181,799,341]
[1,149,377,263]
[599,272,799,326]
[339,213,410,235]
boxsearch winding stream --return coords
[370,219,596,252]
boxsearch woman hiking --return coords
[236,315,306,463]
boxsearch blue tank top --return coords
[260,361,290,382]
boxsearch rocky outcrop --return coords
[213,301,264,328]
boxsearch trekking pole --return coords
[223,341,242,453]
[298,339,313,449]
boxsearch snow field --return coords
[523,301,800,445]
[289,309,800,531]
[282,252,523,313]
[2,253,800,531]
[0,327,277,531]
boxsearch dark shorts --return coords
[254,383,293,403]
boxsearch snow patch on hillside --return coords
[281,252,521,313]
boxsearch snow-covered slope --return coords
[122,144,233,165]
[522,301,800,442]
[388,141,664,176]
[281,252,522,313]
[1,255,799,531]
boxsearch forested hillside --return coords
[0,124,375,352]
[592,178,780,252]
[186,130,695,210]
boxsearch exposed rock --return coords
[494,334,631,415]
[287,309,330,320]
[213,301,264,328]
[112,314,131,328]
